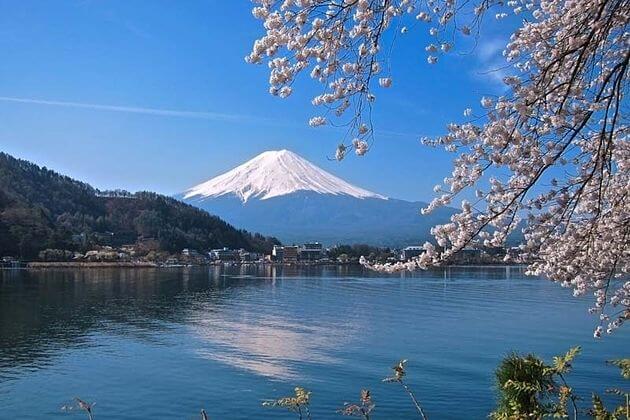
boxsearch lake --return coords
[0,266,627,419]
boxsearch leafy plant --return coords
[263,386,312,420]
[588,359,629,419]
[338,389,375,419]
[607,359,630,380]
[491,347,581,419]
[57,352,628,419]
[383,359,428,420]
[61,397,95,420]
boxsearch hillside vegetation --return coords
[0,152,279,259]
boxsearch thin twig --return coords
[399,380,428,420]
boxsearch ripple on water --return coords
[0,266,627,419]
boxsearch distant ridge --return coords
[180,150,458,246]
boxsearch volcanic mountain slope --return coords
[180,150,457,246]
[183,149,386,202]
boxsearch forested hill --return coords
[0,152,280,259]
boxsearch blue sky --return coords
[0,0,511,202]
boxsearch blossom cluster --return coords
[429,0,629,336]
[250,0,630,336]
[248,0,505,157]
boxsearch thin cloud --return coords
[375,128,423,138]
[0,96,424,137]
[0,96,266,123]
[471,37,512,92]
[476,38,506,62]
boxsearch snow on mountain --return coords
[178,149,461,246]
[183,149,387,203]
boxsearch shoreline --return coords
[25,261,160,268]
[10,261,530,270]
[23,261,357,269]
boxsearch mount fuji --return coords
[178,150,456,246]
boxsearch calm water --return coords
[0,266,627,419]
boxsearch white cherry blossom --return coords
[249,0,630,336]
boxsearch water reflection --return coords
[192,309,352,380]
[1,265,628,420]
[0,268,217,373]
[0,265,370,380]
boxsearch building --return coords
[506,247,526,263]
[483,246,506,260]
[93,231,115,245]
[450,247,483,264]
[1,256,21,268]
[272,245,284,262]
[84,248,119,262]
[71,232,88,247]
[165,256,180,266]
[182,248,201,258]
[121,245,137,256]
[401,246,423,260]
[282,246,299,263]
[239,249,261,262]
[299,242,323,261]
[209,248,239,261]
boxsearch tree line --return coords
[0,152,279,259]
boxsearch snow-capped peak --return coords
[183,149,387,202]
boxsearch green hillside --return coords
[0,152,279,259]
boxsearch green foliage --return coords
[589,359,629,420]
[383,359,408,382]
[589,393,628,420]
[263,387,312,419]
[38,248,75,262]
[492,353,555,419]
[327,244,394,262]
[338,389,375,419]
[0,152,279,258]
[591,394,611,419]
[550,347,581,375]
[491,347,581,420]
[607,359,630,380]
[382,359,429,420]
[56,353,628,419]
